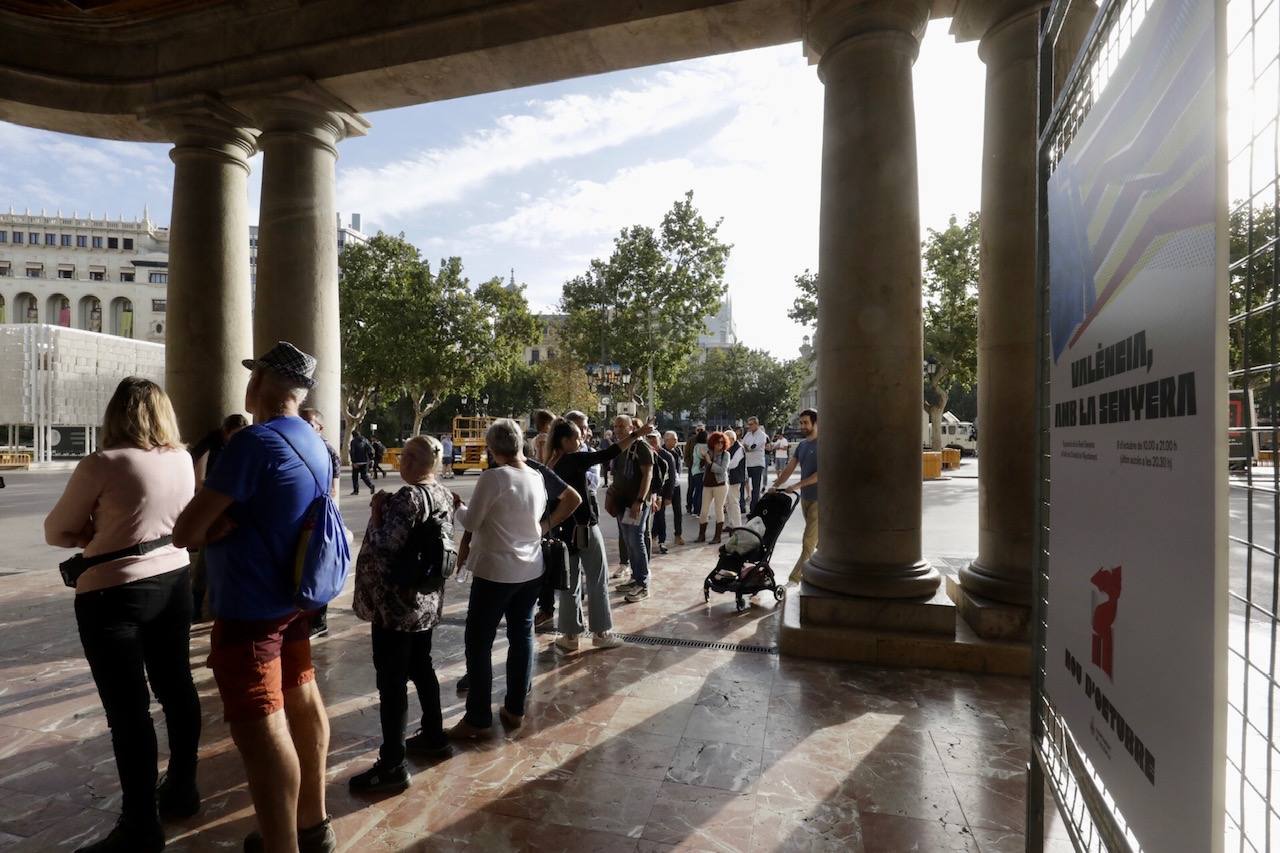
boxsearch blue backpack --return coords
[264,423,352,610]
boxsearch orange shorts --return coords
[208,611,316,723]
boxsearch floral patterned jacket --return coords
[352,480,453,632]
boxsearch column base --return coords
[958,558,1032,607]
[946,575,1030,642]
[804,550,942,598]
[779,583,1029,675]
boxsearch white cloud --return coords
[336,63,745,220]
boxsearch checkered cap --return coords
[241,341,318,389]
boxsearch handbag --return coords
[542,535,571,591]
[573,523,591,552]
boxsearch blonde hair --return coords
[403,435,441,472]
[101,377,183,451]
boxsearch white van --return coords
[922,411,977,456]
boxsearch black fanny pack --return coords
[59,535,174,589]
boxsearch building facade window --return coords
[120,272,135,282]
[92,236,103,248]
[148,272,167,284]
[57,269,73,279]
[123,238,133,250]
[530,349,540,363]
[60,234,71,247]
[11,232,20,244]
[0,264,10,277]
[152,299,166,312]
[76,235,86,248]
[0,231,6,243]
[89,271,105,281]
[45,233,56,246]
[29,233,39,245]
[26,268,41,278]
[107,237,118,249]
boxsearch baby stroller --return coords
[703,490,799,612]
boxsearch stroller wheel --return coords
[773,586,785,602]
[735,595,747,612]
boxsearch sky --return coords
[0,18,986,359]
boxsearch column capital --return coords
[140,95,258,170]
[230,78,370,156]
[804,0,931,64]
[976,3,1046,67]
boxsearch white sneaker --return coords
[593,633,624,649]
[555,634,580,652]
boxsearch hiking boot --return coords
[349,760,411,794]
[447,718,492,740]
[593,632,624,649]
[615,579,641,594]
[244,816,336,853]
[76,817,164,853]
[624,585,650,603]
[156,770,201,820]
[555,634,580,652]
[405,731,452,759]
[499,706,524,729]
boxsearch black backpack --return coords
[389,485,457,594]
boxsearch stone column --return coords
[165,119,256,441]
[960,6,1043,608]
[253,99,363,434]
[803,0,940,599]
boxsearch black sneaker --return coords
[456,674,470,693]
[156,770,201,820]
[349,760,411,794]
[244,816,337,853]
[309,620,328,639]
[405,731,452,759]
[76,817,164,853]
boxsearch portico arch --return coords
[46,293,71,327]
[110,297,134,337]
[79,295,103,332]
[15,292,37,323]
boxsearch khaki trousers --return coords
[790,498,818,582]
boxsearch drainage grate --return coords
[436,616,777,655]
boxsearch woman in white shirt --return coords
[449,419,572,737]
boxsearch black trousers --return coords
[352,463,374,493]
[654,485,684,542]
[75,567,202,826]
[371,623,445,765]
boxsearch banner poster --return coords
[1045,0,1224,850]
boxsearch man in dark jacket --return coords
[369,437,387,479]
[661,431,685,546]
[648,433,682,552]
[349,431,375,494]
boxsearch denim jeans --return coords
[557,524,613,635]
[619,503,652,586]
[75,567,201,826]
[747,466,765,513]
[688,471,704,515]
[371,623,444,765]
[463,576,541,727]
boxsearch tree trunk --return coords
[925,384,950,450]
[410,388,440,440]
[341,392,370,465]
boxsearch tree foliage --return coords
[339,235,539,446]
[537,347,600,416]
[559,191,732,414]
[922,213,980,450]
[662,344,805,432]
[787,269,818,328]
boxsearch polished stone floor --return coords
[0,501,1072,851]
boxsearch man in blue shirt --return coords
[174,341,337,853]
[770,408,818,583]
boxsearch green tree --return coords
[922,213,980,450]
[397,259,539,438]
[483,363,547,419]
[559,191,732,416]
[787,269,818,328]
[339,233,425,460]
[537,348,600,415]
[662,344,805,431]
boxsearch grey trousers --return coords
[557,525,614,636]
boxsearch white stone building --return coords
[1,209,369,338]
[697,296,737,355]
[0,210,171,343]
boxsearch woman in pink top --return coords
[44,377,202,853]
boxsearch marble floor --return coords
[0,534,1073,852]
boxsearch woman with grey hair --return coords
[450,419,575,736]
[348,435,454,794]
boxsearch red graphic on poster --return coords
[1091,566,1122,679]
